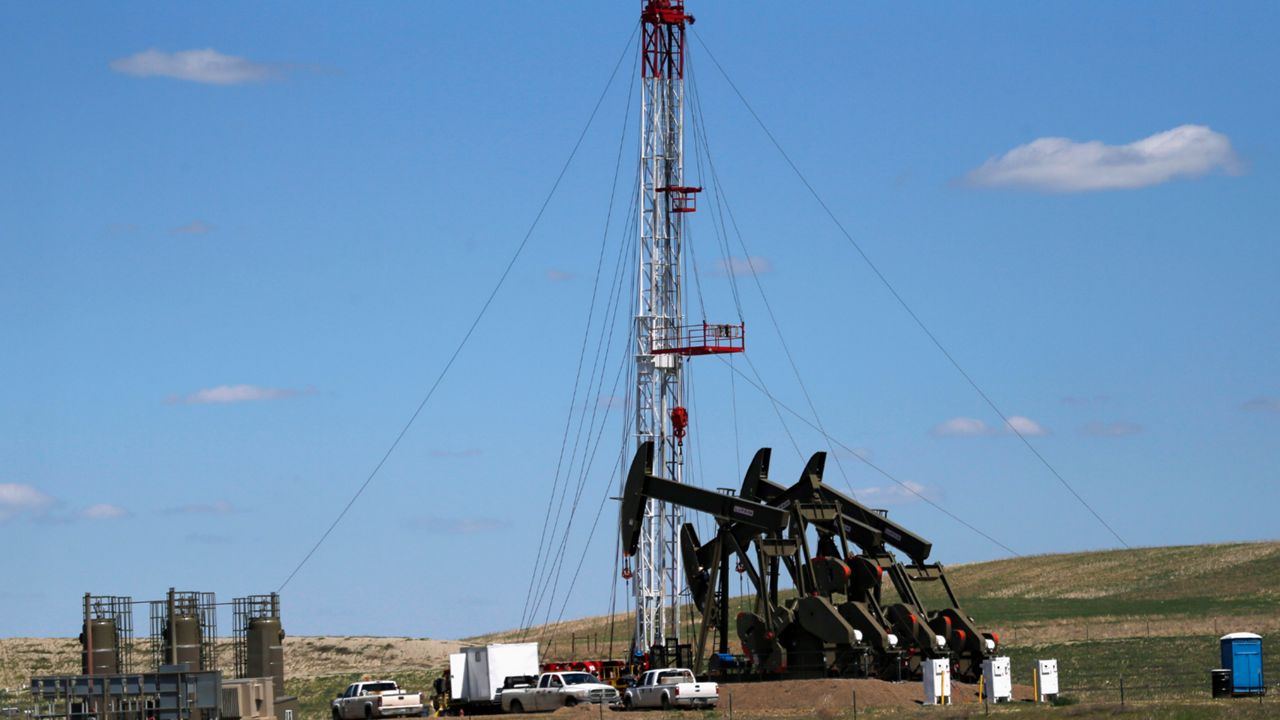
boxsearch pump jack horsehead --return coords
[620,441,999,682]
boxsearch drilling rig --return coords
[627,0,744,661]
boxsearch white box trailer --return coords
[449,642,540,704]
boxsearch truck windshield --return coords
[560,673,600,686]
[363,683,398,693]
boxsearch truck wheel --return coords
[364,705,374,720]
[509,700,524,714]
[623,695,633,710]
[333,710,342,720]
[564,697,578,709]
[660,694,672,711]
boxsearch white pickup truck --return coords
[499,671,620,713]
[332,680,425,719]
[622,668,718,710]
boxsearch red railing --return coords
[652,322,745,356]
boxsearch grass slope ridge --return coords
[480,541,1280,652]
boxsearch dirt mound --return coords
[522,678,1033,718]
[720,677,1031,713]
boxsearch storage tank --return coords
[166,612,205,669]
[246,615,286,696]
[80,616,119,675]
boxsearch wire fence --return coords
[1048,673,1276,707]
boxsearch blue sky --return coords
[2,1,1277,640]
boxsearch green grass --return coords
[478,542,1280,657]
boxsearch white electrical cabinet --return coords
[1031,659,1059,702]
[922,658,951,705]
[450,642,540,703]
[981,657,1012,703]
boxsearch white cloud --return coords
[546,270,574,282]
[168,384,311,405]
[716,256,773,277]
[933,415,1048,437]
[110,49,276,85]
[81,503,128,520]
[964,125,1241,192]
[854,480,940,506]
[1005,415,1049,436]
[1082,421,1143,437]
[173,221,213,235]
[932,417,993,436]
[1242,396,1280,413]
[0,483,54,521]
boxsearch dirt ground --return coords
[501,678,1035,718]
[3,638,1031,715]
[713,678,1034,714]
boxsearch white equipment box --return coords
[1031,658,1059,702]
[922,658,951,705]
[981,657,1012,703]
[449,642,540,703]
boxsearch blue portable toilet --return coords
[1220,632,1264,695]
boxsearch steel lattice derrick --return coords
[632,0,693,658]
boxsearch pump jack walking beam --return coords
[620,442,788,556]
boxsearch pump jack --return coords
[619,442,999,682]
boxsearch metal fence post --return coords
[1120,677,1125,707]
[728,691,733,720]
[851,689,856,720]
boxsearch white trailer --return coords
[439,642,540,714]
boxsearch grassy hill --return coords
[2,541,1276,714]
[475,541,1280,653]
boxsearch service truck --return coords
[332,680,425,719]
[499,672,621,713]
[622,668,718,710]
